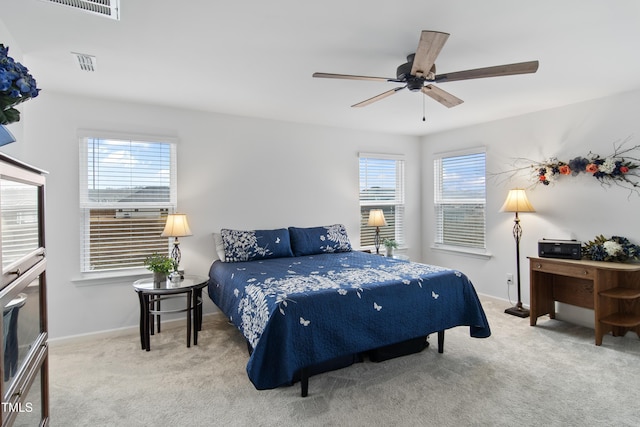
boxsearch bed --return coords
[207,225,491,396]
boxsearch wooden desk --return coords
[529,257,640,345]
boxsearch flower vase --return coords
[153,272,166,287]
[386,247,394,257]
[0,125,16,146]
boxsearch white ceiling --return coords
[2,0,640,136]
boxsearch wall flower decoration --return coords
[582,235,640,263]
[0,44,40,125]
[491,137,640,197]
[536,152,637,186]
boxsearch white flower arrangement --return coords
[582,235,640,263]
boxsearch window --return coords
[359,153,405,248]
[79,136,177,272]
[434,149,486,250]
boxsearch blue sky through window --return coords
[441,153,486,200]
[88,138,171,190]
[359,157,397,202]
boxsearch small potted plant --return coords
[144,253,176,283]
[383,239,398,257]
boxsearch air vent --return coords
[41,0,120,20]
[72,52,97,72]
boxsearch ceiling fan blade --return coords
[352,87,405,108]
[435,60,539,83]
[410,31,450,77]
[312,72,394,82]
[421,84,464,108]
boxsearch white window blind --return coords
[79,136,177,272]
[359,154,405,247]
[434,149,486,249]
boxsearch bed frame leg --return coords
[437,330,444,353]
[300,367,309,397]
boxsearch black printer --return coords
[538,239,582,260]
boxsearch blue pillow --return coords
[220,228,293,262]
[288,224,352,257]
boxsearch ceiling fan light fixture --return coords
[40,0,120,20]
[407,78,424,92]
[313,30,538,110]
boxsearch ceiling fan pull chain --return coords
[422,94,426,122]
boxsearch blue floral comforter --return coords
[207,251,490,390]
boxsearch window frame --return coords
[78,131,178,274]
[359,153,405,249]
[433,147,487,254]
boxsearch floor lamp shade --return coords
[500,188,536,214]
[367,209,387,255]
[501,189,535,318]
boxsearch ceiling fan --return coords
[313,30,539,109]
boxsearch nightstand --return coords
[133,275,208,351]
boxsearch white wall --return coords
[15,91,421,339]
[422,88,640,327]
[0,24,25,156]
[8,15,640,336]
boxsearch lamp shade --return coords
[500,189,535,213]
[161,213,192,237]
[367,209,388,227]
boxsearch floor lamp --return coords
[367,209,387,255]
[500,189,535,318]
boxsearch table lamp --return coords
[500,189,535,317]
[367,209,387,254]
[161,213,192,271]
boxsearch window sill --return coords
[71,269,152,286]
[359,245,409,255]
[430,244,493,259]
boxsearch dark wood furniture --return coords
[0,153,49,426]
[529,256,640,345]
[133,275,208,351]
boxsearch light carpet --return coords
[48,296,640,426]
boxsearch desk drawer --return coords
[531,260,594,279]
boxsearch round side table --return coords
[133,275,208,351]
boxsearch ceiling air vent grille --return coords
[41,0,120,20]
[73,53,97,72]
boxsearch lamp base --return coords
[504,306,530,318]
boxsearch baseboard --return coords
[49,312,221,348]
[476,292,528,309]
[47,293,516,348]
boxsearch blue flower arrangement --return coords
[582,235,640,263]
[0,44,40,125]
